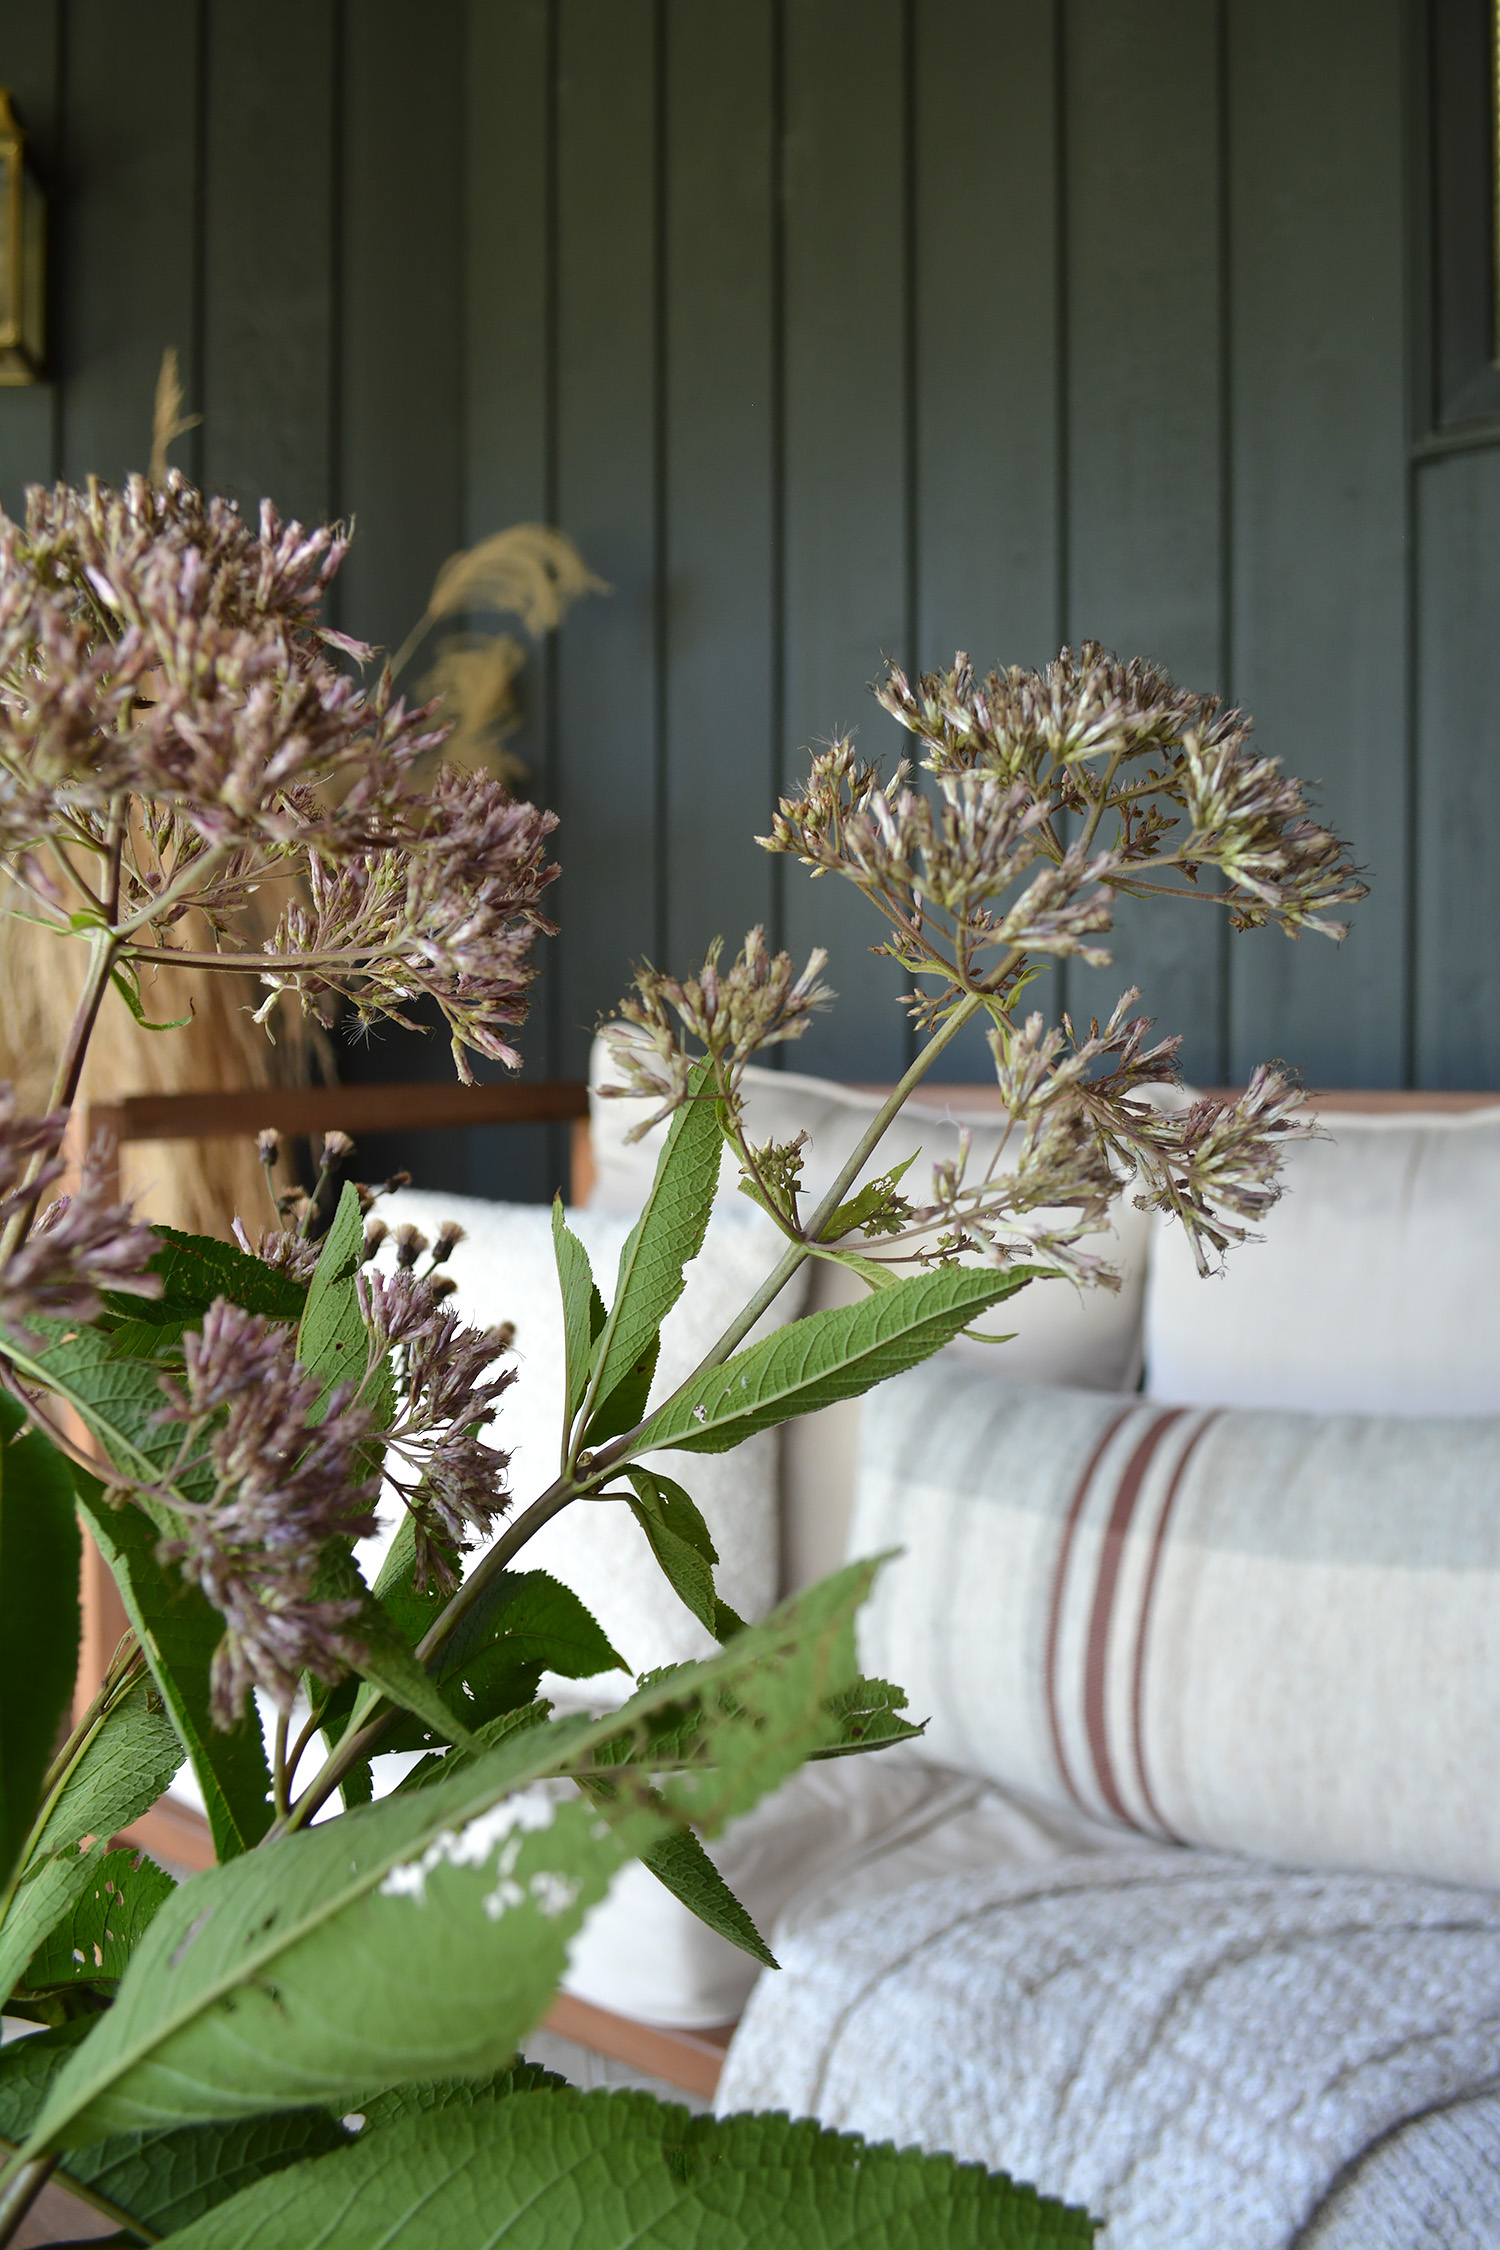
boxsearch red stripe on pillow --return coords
[1044,1407,1133,1810]
[1129,1410,1221,1840]
[1081,1410,1188,1822]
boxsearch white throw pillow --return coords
[1146,1102,1500,1416]
[368,1191,806,1689]
[851,1359,1500,1889]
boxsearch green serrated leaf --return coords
[580,1058,722,1442]
[368,1512,446,1648]
[0,1393,81,1889]
[154,2086,1097,2247]
[818,1148,919,1242]
[634,1263,1038,1457]
[73,1482,271,1862]
[317,1548,476,1756]
[14,1566,875,2155]
[125,1227,308,1325]
[0,1680,182,2007]
[552,1201,606,1430]
[296,1184,388,1430]
[814,1245,902,1290]
[633,1814,776,1968]
[27,1687,181,1869]
[380,1571,624,1757]
[2,1324,189,1497]
[0,2019,351,2240]
[19,1846,174,1993]
[813,1672,926,1759]
[392,1701,552,1798]
[622,1467,719,1637]
[358,2059,566,2133]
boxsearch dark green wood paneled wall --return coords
[2,0,1496,1174]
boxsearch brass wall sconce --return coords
[0,89,45,385]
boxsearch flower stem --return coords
[0,2153,62,2246]
[271,1710,291,1820]
[603,981,993,1437]
[0,925,121,1265]
[272,1482,580,1836]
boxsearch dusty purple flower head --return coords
[0,1091,159,1335]
[257,769,559,1082]
[357,1262,517,1590]
[156,1297,379,1723]
[602,925,833,1133]
[0,473,560,1082]
[231,1217,321,1285]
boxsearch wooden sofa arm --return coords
[87,1077,593,1206]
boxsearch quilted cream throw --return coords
[717,1852,1500,2249]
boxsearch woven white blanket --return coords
[715,1851,1500,2248]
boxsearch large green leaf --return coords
[581,1058,723,1437]
[552,1201,606,1430]
[633,1263,1038,1455]
[5,1323,210,1499]
[0,2018,351,2242]
[74,1482,272,1862]
[316,1549,477,1757]
[583,1332,659,1450]
[0,1680,182,2007]
[357,2059,566,2132]
[435,1570,622,1693]
[367,1511,445,1649]
[19,1846,174,1994]
[814,1672,925,1758]
[110,1226,308,1330]
[15,1565,873,2155]
[9,1341,231,1857]
[160,2087,1097,2247]
[0,1392,81,1889]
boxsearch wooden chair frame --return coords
[78,1077,1498,2097]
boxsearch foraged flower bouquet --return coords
[0,475,1361,2246]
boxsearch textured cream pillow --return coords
[851,1360,1500,1889]
[1146,1103,1500,1416]
[368,1191,806,1690]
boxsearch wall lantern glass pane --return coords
[0,89,46,386]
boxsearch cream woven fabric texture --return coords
[850,1361,1500,1888]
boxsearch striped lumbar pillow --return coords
[850,1360,1500,1889]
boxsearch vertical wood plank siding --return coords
[2,0,1496,1165]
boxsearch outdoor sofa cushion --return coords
[1146,1101,1500,1416]
[851,1360,1500,1890]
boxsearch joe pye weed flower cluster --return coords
[0,474,1360,2248]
